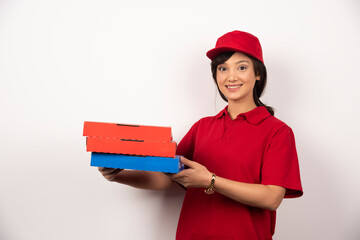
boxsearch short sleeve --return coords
[176,120,200,160]
[261,126,303,198]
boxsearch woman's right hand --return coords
[98,167,123,181]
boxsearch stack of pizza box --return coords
[83,121,184,173]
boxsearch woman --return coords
[99,30,303,240]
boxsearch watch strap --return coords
[204,173,216,194]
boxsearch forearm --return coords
[172,157,286,210]
[112,170,174,190]
[214,176,285,210]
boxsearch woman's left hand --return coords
[171,157,213,188]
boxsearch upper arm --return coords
[176,120,200,160]
[261,126,303,198]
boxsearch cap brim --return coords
[206,47,261,62]
[206,47,239,60]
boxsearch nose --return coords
[226,69,238,82]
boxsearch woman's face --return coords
[216,52,260,105]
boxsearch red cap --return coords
[206,30,264,63]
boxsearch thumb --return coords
[181,157,197,168]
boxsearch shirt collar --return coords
[215,106,271,124]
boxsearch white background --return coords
[1,0,359,239]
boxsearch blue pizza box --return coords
[90,152,184,173]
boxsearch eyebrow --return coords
[220,60,250,65]
[235,60,250,64]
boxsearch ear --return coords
[256,75,260,81]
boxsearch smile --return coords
[226,84,243,89]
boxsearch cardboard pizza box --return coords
[86,137,176,158]
[91,152,184,173]
[83,121,172,142]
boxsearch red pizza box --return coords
[86,137,176,158]
[83,121,172,142]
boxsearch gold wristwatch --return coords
[204,173,216,194]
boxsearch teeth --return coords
[227,85,242,89]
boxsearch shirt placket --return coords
[223,115,246,140]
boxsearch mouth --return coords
[226,84,243,91]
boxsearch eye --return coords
[239,66,247,71]
[218,66,227,71]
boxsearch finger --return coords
[170,173,182,181]
[171,169,190,180]
[99,167,112,173]
[171,175,184,184]
[171,170,186,178]
[180,157,197,168]
[106,168,122,175]
[100,167,121,175]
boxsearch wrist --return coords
[204,173,216,194]
[203,172,213,187]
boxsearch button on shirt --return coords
[175,106,303,240]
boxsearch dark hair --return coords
[210,51,274,116]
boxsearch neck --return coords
[227,100,257,120]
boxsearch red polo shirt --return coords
[175,106,303,240]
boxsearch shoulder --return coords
[181,115,213,136]
[196,114,221,127]
[263,116,296,144]
[183,114,222,138]
[264,114,292,131]
[198,115,217,123]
